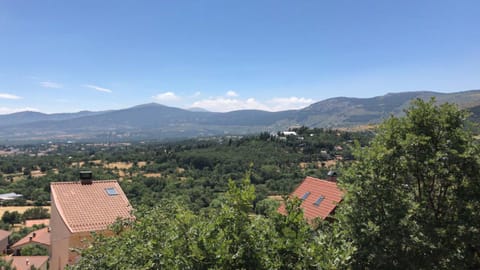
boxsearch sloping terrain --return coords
[1,90,480,142]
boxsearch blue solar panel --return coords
[313,196,325,206]
[300,191,311,200]
[105,187,119,196]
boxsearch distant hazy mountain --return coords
[0,110,102,127]
[188,107,210,112]
[1,90,480,143]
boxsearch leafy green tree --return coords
[22,207,50,220]
[20,244,49,256]
[339,99,480,269]
[1,211,22,225]
[70,174,353,269]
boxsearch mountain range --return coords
[1,90,480,143]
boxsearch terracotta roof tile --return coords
[11,227,50,249]
[51,180,133,233]
[2,256,49,270]
[278,176,343,221]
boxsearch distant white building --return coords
[281,131,297,136]
[0,192,23,200]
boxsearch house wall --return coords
[37,261,48,270]
[0,237,8,254]
[50,196,71,270]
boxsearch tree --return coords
[22,207,50,221]
[70,173,353,269]
[339,99,480,269]
[20,244,49,256]
[1,211,22,226]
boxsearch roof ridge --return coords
[51,179,118,185]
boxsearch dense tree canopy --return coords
[339,99,480,269]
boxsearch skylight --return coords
[105,187,119,196]
[313,196,325,206]
[300,191,311,200]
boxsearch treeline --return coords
[0,128,372,211]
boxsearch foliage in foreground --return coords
[339,99,480,269]
[70,175,353,270]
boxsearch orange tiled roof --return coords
[2,256,49,270]
[24,218,50,227]
[11,227,50,249]
[0,229,11,240]
[278,176,343,221]
[51,180,133,233]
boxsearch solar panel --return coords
[300,191,311,200]
[313,196,325,206]
[105,187,119,196]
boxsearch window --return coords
[105,187,119,196]
[300,191,311,200]
[313,196,325,206]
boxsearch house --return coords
[1,255,49,270]
[278,176,343,222]
[281,131,297,136]
[50,172,133,270]
[11,227,51,255]
[0,229,11,254]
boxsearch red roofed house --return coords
[278,176,343,222]
[11,227,51,255]
[50,172,133,270]
[2,255,49,270]
[0,229,11,254]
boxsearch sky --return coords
[1,0,479,114]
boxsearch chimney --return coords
[26,258,29,265]
[327,170,337,182]
[79,170,93,185]
[29,236,32,242]
[32,232,36,238]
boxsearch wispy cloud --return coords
[191,97,269,112]
[191,96,313,112]
[191,91,201,98]
[84,84,113,93]
[0,107,39,115]
[226,90,238,97]
[40,81,63,89]
[153,92,180,102]
[266,97,314,111]
[0,93,22,100]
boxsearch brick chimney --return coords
[79,170,93,185]
[327,170,337,182]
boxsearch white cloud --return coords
[0,107,39,115]
[267,97,314,111]
[152,92,180,102]
[40,81,63,89]
[191,96,313,112]
[84,84,112,93]
[0,93,22,100]
[226,90,238,97]
[191,97,269,112]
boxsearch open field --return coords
[0,206,51,217]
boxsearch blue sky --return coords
[1,0,479,113]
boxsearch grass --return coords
[0,206,51,218]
